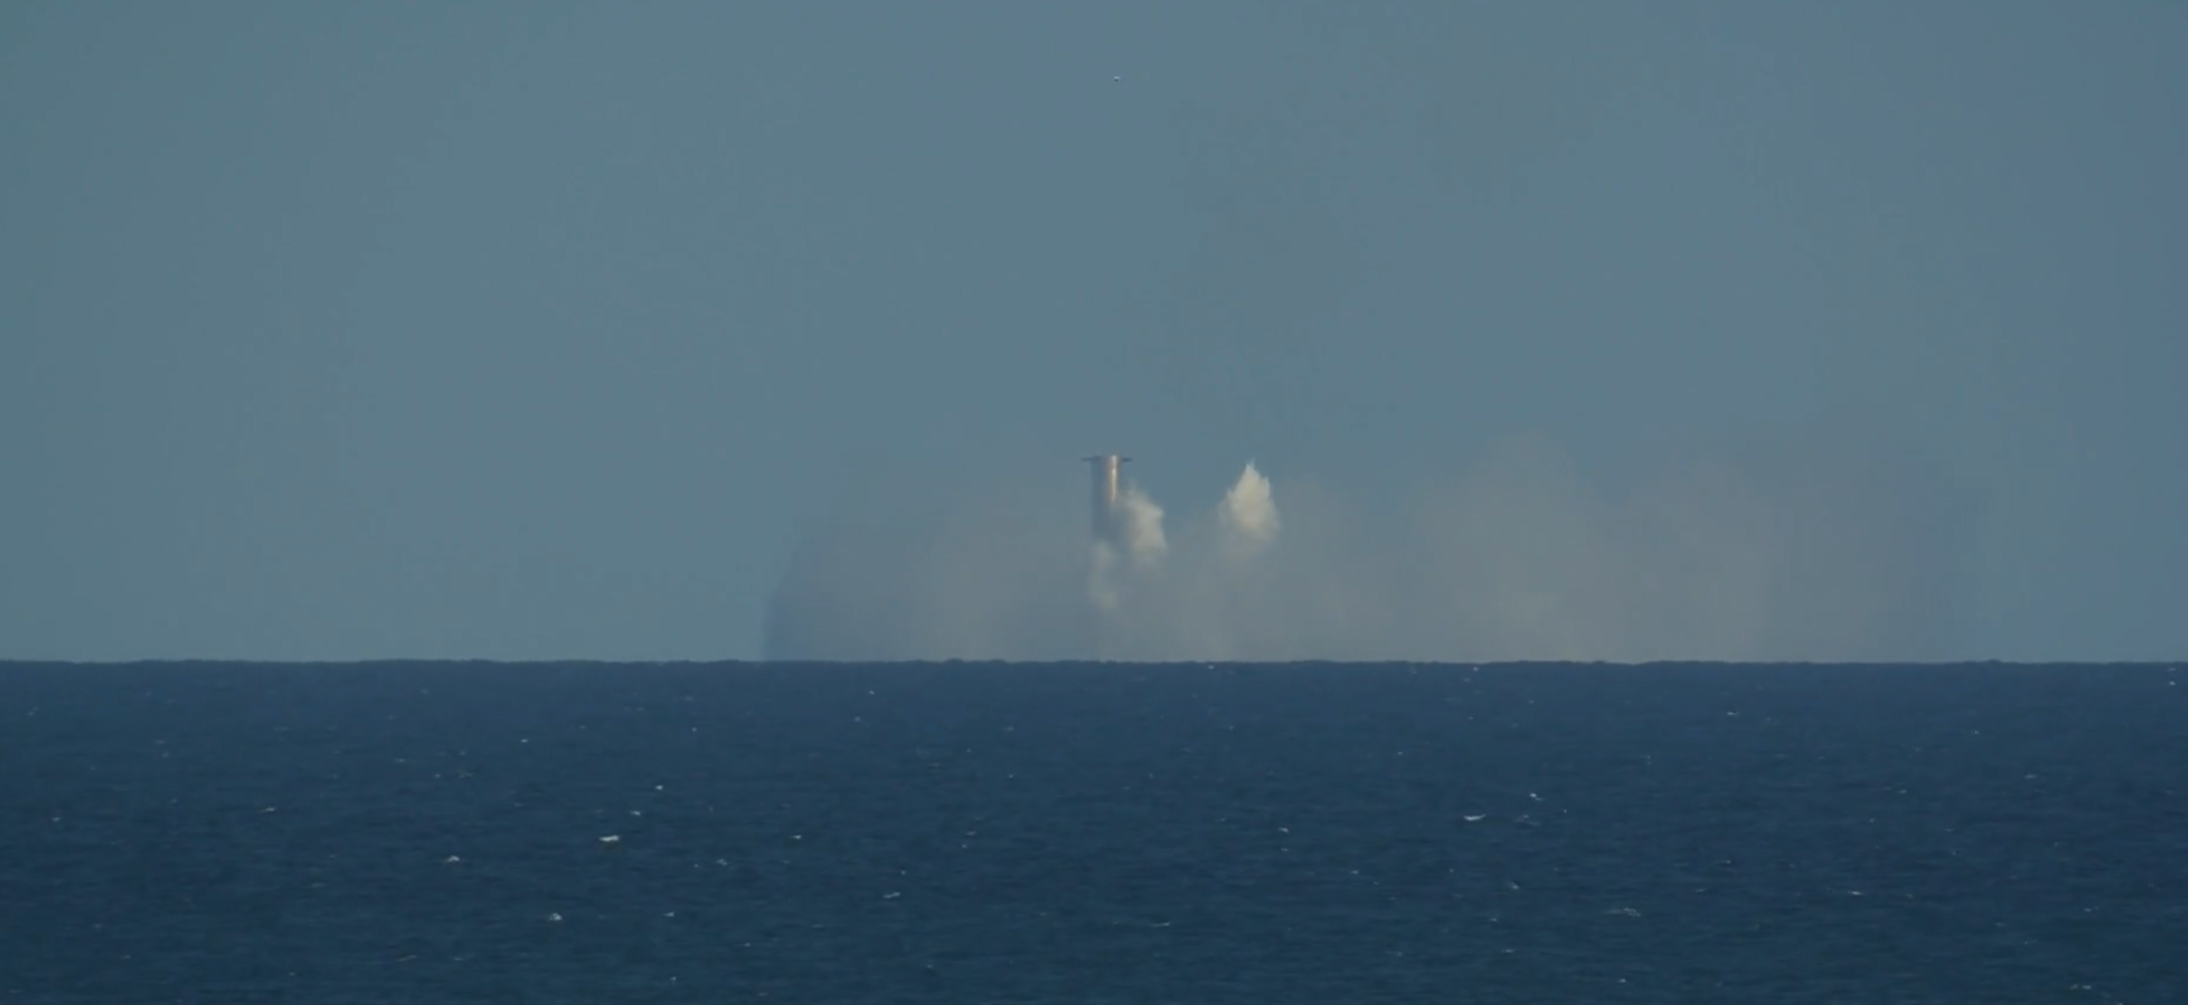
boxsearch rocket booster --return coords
[1083,454,1130,545]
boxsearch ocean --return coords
[2,661,2181,1003]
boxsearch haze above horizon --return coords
[3,2,2183,662]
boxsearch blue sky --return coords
[4,2,2182,661]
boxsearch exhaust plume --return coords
[1116,486,1168,568]
[1219,462,1279,559]
[762,434,1971,662]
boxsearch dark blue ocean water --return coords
[2,662,2182,1003]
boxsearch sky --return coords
[3,1,2183,662]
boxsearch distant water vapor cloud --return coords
[1219,462,1279,560]
[762,434,1969,662]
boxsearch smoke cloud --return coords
[1117,487,1169,569]
[763,434,1972,662]
[1219,462,1280,559]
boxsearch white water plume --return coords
[1088,483,1169,617]
[1218,462,1279,560]
[762,434,1970,663]
[1116,486,1168,569]
[1087,540,1124,614]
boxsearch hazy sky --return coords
[4,2,2183,662]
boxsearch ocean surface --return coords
[2,661,2182,1003]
